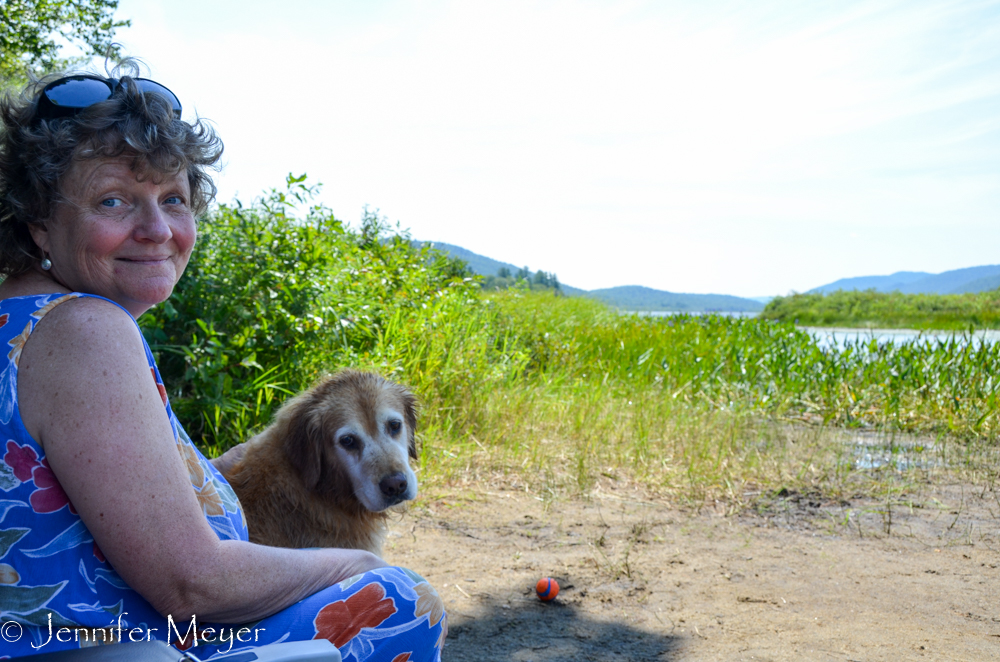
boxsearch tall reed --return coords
[142,177,999,502]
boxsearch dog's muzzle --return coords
[379,472,410,503]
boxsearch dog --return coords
[222,369,418,556]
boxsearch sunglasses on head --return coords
[35,75,183,121]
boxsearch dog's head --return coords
[280,370,418,512]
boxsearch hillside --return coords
[809,271,930,294]
[960,273,1000,293]
[809,265,1000,295]
[423,242,521,282]
[588,286,764,312]
[422,242,586,296]
[425,241,762,312]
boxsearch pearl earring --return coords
[40,256,52,271]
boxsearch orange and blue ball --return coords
[535,577,559,602]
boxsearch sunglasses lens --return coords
[37,76,183,121]
[135,79,183,118]
[42,76,112,110]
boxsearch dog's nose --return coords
[380,473,408,498]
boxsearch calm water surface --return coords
[803,327,1000,349]
[624,311,1000,348]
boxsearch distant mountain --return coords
[422,241,586,295]
[958,273,1000,294]
[809,265,1000,296]
[588,286,764,312]
[424,241,762,312]
[809,271,931,294]
[901,265,1000,294]
[424,242,520,281]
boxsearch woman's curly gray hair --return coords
[0,61,223,276]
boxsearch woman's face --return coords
[29,157,197,318]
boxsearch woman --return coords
[0,65,446,660]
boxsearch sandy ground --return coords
[383,481,1000,661]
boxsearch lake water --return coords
[802,327,1000,349]
[622,311,1000,348]
[845,429,942,471]
[625,311,760,319]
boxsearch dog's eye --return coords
[339,435,358,450]
[387,420,402,436]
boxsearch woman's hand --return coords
[325,549,391,584]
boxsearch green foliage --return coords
[140,175,1000,502]
[0,0,129,87]
[761,289,1000,330]
[500,296,1000,441]
[481,268,562,293]
[532,270,560,290]
[140,175,476,454]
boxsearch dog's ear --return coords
[284,402,324,491]
[401,387,418,460]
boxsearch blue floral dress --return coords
[0,294,445,660]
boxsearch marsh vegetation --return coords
[763,288,1000,330]
[143,177,1000,508]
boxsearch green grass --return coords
[140,177,1000,507]
[762,289,1000,330]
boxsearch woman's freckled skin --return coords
[29,159,197,319]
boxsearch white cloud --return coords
[112,0,1000,295]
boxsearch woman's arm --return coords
[17,297,386,622]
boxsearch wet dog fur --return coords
[222,370,418,555]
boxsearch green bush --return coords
[140,175,475,454]
[138,175,1000,500]
[761,289,1000,330]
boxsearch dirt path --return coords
[384,482,1000,661]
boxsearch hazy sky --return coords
[108,0,1000,296]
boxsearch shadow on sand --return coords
[442,590,679,661]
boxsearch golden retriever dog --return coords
[222,370,418,556]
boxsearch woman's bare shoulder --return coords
[17,295,152,444]
[25,294,144,358]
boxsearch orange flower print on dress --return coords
[313,583,398,647]
[31,293,80,320]
[0,313,8,330]
[176,441,206,487]
[150,368,168,406]
[413,582,445,627]
[6,294,80,367]
[194,479,225,517]
[7,321,31,366]
[0,562,19,585]
[391,654,412,662]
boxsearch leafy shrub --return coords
[140,175,476,453]
[137,175,1000,500]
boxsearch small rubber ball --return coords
[536,577,559,601]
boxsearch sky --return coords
[100,0,1000,297]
